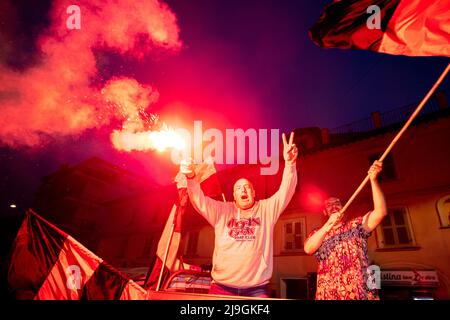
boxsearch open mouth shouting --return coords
[233,178,256,210]
[241,194,249,201]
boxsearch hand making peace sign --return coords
[282,132,298,164]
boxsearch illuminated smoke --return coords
[102,77,185,152]
[102,77,160,134]
[0,0,181,147]
[111,126,186,152]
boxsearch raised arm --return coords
[304,214,341,255]
[186,177,228,226]
[362,160,388,232]
[265,132,298,221]
[180,159,228,226]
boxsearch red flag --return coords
[310,0,450,57]
[8,210,147,300]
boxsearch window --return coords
[376,207,415,248]
[436,195,450,228]
[185,231,199,257]
[369,153,397,181]
[282,218,306,252]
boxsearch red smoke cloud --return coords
[102,77,160,135]
[102,77,185,152]
[0,0,181,147]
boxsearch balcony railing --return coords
[329,91,448,135]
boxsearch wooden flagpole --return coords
[340,62,450,215]
[155,206,176,291]
[155,188,188,291]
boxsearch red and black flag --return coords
[7,210,147,300]
[310,0,450,57]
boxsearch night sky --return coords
[0,0,449,213]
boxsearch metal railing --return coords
[329,90,448,135]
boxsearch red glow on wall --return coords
[300,184,328,212]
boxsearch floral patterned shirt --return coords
[310,216,378,300]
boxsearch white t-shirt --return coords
[186,163,297,288]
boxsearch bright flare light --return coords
[111,124,186,153]
[149,127,186,152]
[10,204,17,208]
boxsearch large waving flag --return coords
[310,0,450,57]
[145,157,221,290]
[8,210,147,300]
[309,1,450,222]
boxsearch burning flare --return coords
[111,124,185,152]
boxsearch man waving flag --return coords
[145,156,222,290]
[310,0,450,57]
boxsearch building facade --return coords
[183,102,450,299]
[30,93,450,299]
[32,157,155,252]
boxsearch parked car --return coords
[118,267,212,294]
[163,270,212,294]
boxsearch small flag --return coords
[174,156,217,188]
[144,188,188,290]
[310,0,450,57]
[174,156,222,198]
[146,158,224,290]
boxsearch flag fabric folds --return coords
[310,0,450,57]
[144,195,187,290]
[7,210,147,300]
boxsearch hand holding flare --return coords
[180,158,196,179]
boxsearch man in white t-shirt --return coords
[180,132,298,297]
